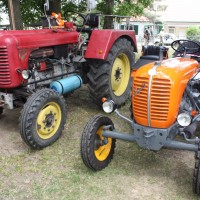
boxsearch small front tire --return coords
[193,144,200,194]
[80,115,116,171]
[19,88,67,149]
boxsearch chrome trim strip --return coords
[147,61,161,126]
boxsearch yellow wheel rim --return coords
[36,102,62,139]
[111,53,130,96]
[94,126,112,161]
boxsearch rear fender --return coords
[84,29,137,60]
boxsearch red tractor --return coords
[0,2,137,149]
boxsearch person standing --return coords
[144,27,150,46]
[159,28,165,46]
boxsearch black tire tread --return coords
[87,38,134,106]
[80,115,116,171]
[193,143,200,194]
[19,88,67,149]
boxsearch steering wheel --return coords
[63,11,86,27]
[171,39,200,54]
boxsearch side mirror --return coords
[44,0,49,11]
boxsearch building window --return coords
[120,24,125,30]
[133,25,138,35]
[169,27,175,34]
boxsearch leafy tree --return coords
[97,0,152,16]
[6,0,23,29]
[0,0,152,29]
[97,0,153,28]
[186,27,200,41]
[0,0,87,27]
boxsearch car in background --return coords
[154,33,176,46]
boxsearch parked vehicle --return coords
[154,33,176,46]
[0,1,137,149]
[81,39,200,194]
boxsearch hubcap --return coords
[36,102,62,139]
[111,53,130,96]
[94,127,112,161]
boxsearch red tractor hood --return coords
[0,29,79,49]
[0,29,80,89]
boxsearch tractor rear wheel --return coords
[80,115,116,171]
[19,88,67,149]
[87,38,135,106]
[193,144,200,194]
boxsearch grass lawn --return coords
[0,46,199,200]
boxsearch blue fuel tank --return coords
[50,75,82,94]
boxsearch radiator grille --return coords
[150,78,170,121]
[133,76,171,122]
[0,46,11,85]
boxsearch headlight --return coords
[22,70,31,80]
[102,100,115,113]
[177,113,192,126]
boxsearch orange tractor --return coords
[81,40,200,194]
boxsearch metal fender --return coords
[84,29,137,60]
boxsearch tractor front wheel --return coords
[19,88,67,149]
[81,115,116,171]
[87,38,135,106]
[193,144,200,194]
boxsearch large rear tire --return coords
[80,115,116,171]
[19,88,67,149]
[193,144,200,194]
[87,38,135,106]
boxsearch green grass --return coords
[0,92,199,200]
[0,48,197,200]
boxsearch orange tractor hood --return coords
[132,57,199,128]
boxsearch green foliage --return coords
[97,0,153,16]
[0,0,87,26]
[0,0,152,26]
[186,26,200,41]
[21,0,44,26]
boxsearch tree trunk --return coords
[7,0,23,30]
[103,0,114,29]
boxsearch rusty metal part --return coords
[30,48,54,58]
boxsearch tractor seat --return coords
[140,45,168,60]
[76,13,99,34]
[84,13,99,28]
[133,45,168,69]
